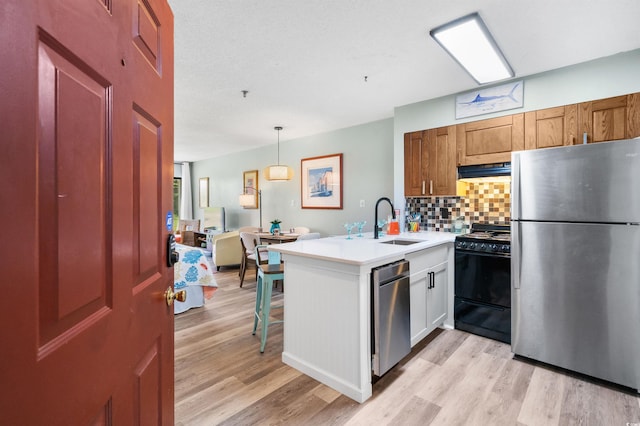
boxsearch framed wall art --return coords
[242,170,259,209]
[199,177,209,208]
[301,153,343,209]
[455,80,523,119]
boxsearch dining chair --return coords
[239,232,263,287]
[255,242,284,290]
[252,245,284,353]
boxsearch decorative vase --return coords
[270,223,280,234]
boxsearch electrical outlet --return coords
[291,199,295,207]
[360,200,365,208]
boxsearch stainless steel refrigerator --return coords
[511,138,640,390]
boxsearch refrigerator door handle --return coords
[512,221,522,289]
[511,152,520,220]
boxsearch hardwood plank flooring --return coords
[175,268,640,425]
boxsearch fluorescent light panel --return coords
[430,13,514,84]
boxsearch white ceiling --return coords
[169,0,640,162]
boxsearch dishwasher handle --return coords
[372,260,410,285]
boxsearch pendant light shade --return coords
[264,126,294,181]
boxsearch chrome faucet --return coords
[374,197,395,239]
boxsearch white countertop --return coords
[269,230,456,266]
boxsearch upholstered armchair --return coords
[209,231,242,271]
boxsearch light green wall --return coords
[190,118,394,236]
[392,49,640,211]
[189,49,640,235]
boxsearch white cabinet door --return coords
[407,245,450,347]
[410,269,429,347]
[427,260,448,333]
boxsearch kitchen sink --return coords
[380,239,423,246]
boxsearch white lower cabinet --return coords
[427,260,448,330]
[407,246,449,347]
[409,269,429,346]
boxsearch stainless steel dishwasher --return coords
[371,259,411,377]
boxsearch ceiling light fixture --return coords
[430,12,514,85]
[264,126,293,181]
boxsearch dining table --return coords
[257,232,299,244]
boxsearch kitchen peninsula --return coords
[269,231,455,403]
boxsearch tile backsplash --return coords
[405,180,511,232]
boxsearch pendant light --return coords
[264,126,294,181]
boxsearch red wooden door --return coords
[0,0,175,423]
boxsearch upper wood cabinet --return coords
[404,125,456,196]
[456,114,524,166]
[524,105,578,149]
[404,131,426,196]
[578,93,640,143]
[427,126,456,196]
[403,91,640,198]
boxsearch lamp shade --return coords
[263,165,294,181]
[238,193,255,207]
[264,126,293,181]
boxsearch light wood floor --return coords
[175,268,640,426]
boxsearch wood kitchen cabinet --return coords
[524,104,578,149]
[578,92,640,144]
[404,130,426,196]
[403,125,456,196]
[456,114,524,165]
[407,246,449,347]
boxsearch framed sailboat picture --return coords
[301,153,343,209]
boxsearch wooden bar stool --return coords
[252,245,284,352]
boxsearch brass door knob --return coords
[165,287,187,306]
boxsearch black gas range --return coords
[454,223,511,255]
[454,223,511,343]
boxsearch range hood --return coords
[457,162,511,179]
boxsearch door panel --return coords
[512,139,640,223]
[578,93,640,143]
[134,110,162,282]
[512,222,640,390]
[427,261,448,330]
[404,131,425,196]
[524,105,578,149]
[456,114,524,165]
[410,270,428,346]
[37,37,111,347]
[429,125,456,196]
[1,0,174,423]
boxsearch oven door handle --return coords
[458,298,507,311]
[455,250,510,259]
